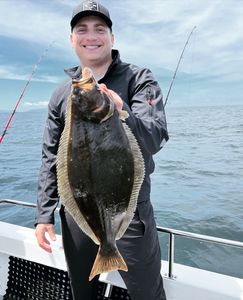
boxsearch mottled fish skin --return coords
[56,68,145,280]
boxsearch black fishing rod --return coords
[164,26,197,108]
[0,41,54,144]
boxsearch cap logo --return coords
[83,1,98,11]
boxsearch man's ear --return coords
[111,33,115,47]
[70,33,74,48]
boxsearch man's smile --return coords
[83,45,101,49]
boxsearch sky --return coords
[0,0,242,112]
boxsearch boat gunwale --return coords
[1,198,243,279]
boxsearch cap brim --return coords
[71,11,112,29]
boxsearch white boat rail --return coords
[0,198,37,209]
[157,225,243,279]
[1,198,243,280]
[1,198,243,300]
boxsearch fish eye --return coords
[73,87,80,95]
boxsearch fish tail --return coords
[89,245,128,281]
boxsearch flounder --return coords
[56,68,145,281]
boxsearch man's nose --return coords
[85,31,98,40]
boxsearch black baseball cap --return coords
[71,1,112,30]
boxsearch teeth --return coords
[85,45,99,49]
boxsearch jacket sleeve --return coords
[124,68,169,155]
[35,89,64,225]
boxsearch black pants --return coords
[60,201,166,300]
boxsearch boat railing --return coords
[157,225,243,279]
[0,198,37,209]
[1,199,243,279]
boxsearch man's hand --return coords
[35,224,56,253]
[99,84,123,111]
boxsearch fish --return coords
[56,67,145,281]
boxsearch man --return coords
[35,1,169,299]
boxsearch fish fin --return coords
[116,123,145,240]
[56,95,100,245]
[89,246,128,281]
[118,110,129,121]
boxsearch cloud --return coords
[0,64,61,83]
[0,1,71,56]
[55,0,77,7]
[0,65,28,81]
[111,0,243,80]
[23,101,48,107]
[0,0,243,85]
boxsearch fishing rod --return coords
[0,41,54,144]
[164,26,197,108]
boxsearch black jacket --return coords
[35,50,169,225]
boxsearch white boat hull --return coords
[1,221,243,299]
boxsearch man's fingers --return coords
[99,84,123,111]
[39,239,52,253]
[35,224,55,253]
[47,225,56,241]
[36,232,52,253]
[99,83,113,98]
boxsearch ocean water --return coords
[0,105,243,279]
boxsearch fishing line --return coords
[0,41,55,144]
[164,26,197,108]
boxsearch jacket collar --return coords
[64,49,121,80]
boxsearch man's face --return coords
[70,16,114,67]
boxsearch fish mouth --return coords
[72,67,97,92]
[82,67,94,80]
